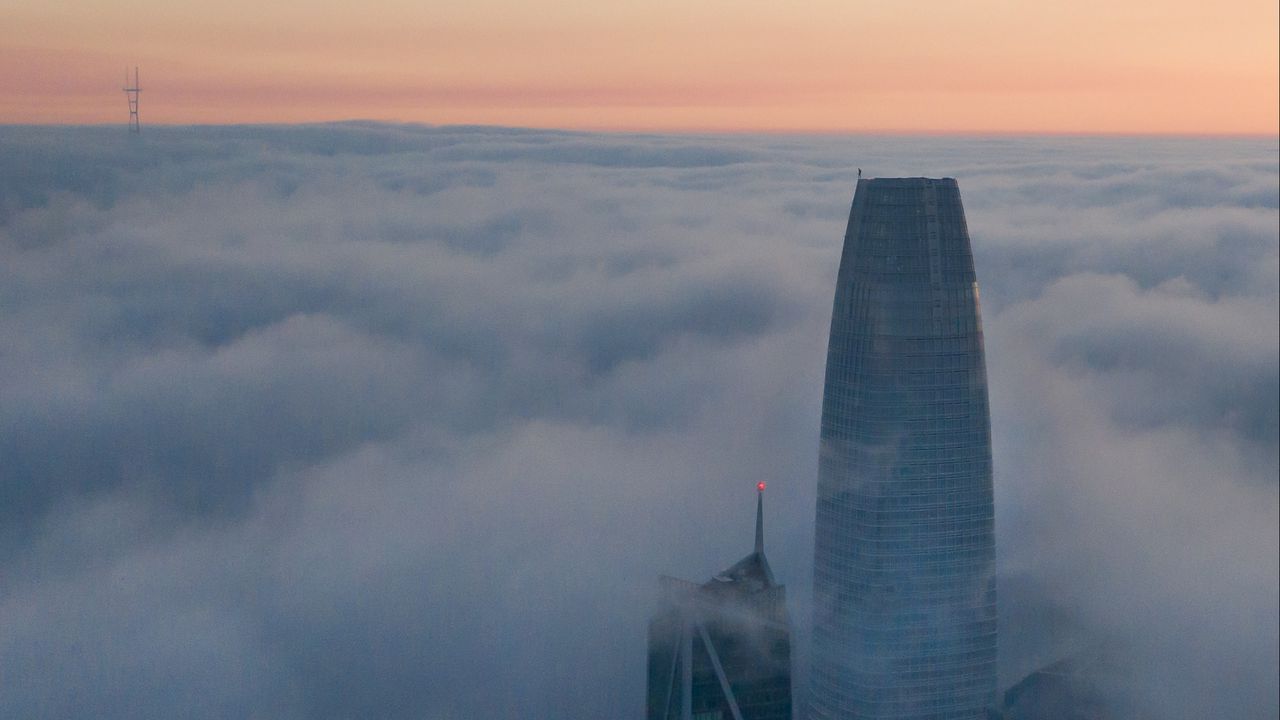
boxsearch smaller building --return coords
[646,484,793,720]
[999,649,1145,720]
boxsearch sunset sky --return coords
[3,0,1277,134]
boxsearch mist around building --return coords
[0,124,1275,718]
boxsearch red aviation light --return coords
[757,481,767,492]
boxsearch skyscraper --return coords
[648,484,793,720]
[810,178,997,718]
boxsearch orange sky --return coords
[2,0,1277,134]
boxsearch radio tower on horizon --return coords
[123,67,140,134]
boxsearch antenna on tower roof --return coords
[123,67,140,134]
[755,481,766,555]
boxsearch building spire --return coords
[755,482,766,555]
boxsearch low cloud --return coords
[1,124,1275,718]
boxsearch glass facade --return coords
[646,578,793,720]
[810,178,997,719]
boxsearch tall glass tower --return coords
[810,178,996,719]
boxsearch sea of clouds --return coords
[1,123,1276,718]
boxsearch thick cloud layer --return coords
[1,124,1275,718]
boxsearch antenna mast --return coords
[123,67,141,134]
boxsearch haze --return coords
[1,126,1276,718]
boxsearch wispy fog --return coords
[1,124,1275,718]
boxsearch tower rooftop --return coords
[704,482,775,594]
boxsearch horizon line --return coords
[2,120,1277,141]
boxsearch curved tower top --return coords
[810,177,997,719]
